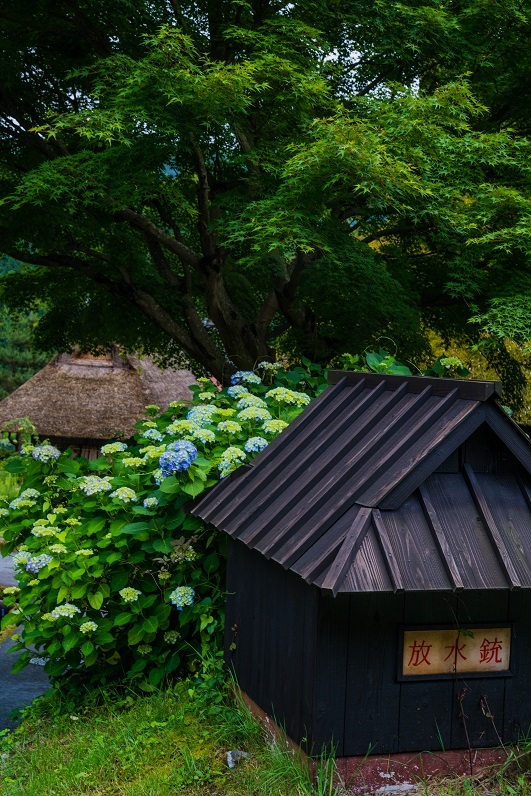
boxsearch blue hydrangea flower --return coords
[186,405,217,427]
[20,488,40,499]
[143,496,159,509]
[31,445,61,463]
[25,554,53,573]
[230,371,261,385]
[169,586,195,610]
[244,436,268,454]
[227,385,249,398]
[237,407,272,423]
[77,476,113,496]
[141,428,164,442]
[159,440,198,478]
[110,487,137,503]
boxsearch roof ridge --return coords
[328,370,503,401]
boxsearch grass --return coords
[0,680,343,796]
[0,621,529,796]
[1,680,531,796]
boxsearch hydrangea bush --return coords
[0,361,325,691]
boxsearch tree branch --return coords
[113,208,201,267]
[10,248,232,373]
[188,134,216,258]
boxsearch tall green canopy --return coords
[1,1,530,381]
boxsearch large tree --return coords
[1,1,530,381]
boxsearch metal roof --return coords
[191,372,531,594]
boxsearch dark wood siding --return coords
[342,594,403,756]
[399,593,458,753]
[504,591,531,742]
[451,591,510,749]
[226,555,531,757]
[225,540,318,747]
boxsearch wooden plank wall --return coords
[451,591,509,749]
[342,594,404,756]
[335,590,524,756]
[227,542,531,756]
[225,539,319,748]
[399,592,457,753]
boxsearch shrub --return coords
[0,361,326,691]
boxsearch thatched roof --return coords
[0,349,196,441]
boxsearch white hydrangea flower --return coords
[109,487,137,503]
[101,442,128,455]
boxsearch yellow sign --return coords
[402,627,511,676]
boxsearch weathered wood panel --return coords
[342,594,403,756]
[504,591,531,743]
[399,593,457,753]
[462,425,516,474]
[311,594,351,756]
[225,540,319,747]
[451,592,509,749]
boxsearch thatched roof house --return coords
[0,348,196,457]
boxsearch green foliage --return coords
[1,3,531,377]
[0,258,49,398]
[423,356,470,379]
[0,363,320,691]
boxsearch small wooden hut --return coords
[191,371,531,759]
[0,348,196,457]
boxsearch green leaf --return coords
[158,476,181,494]
[104,552,122,565]
[63,633,81,653]
[44,659,68,677]
[109,519,130,535]
[57,459,80,474]
[46,641,62,656]
[151,538,173,554]
[128,625,144,645]
[142,616,158,634]
[57,585,70,602]
[365,352,383,371]
[111,570,129,591]
[164,652,181,674]
[81,641,95,657]
[138,680,156,692]
[11,653,30,673]
[1,611,20,629]
[148,667,165,685]
[85,517,107,536]
[152,603,171,621]
[114,612,132,626]
[87,591,104,610]
[203,552,220,573]
[71,583,88,599]
[181,480,205,498]
[84,649,98,667]
[5,459,26,473]
[182,516,204,531]
[121,522,150,535]
[96,632,115,645]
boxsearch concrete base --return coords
[239,691,509,795]
[335,748,508,794]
